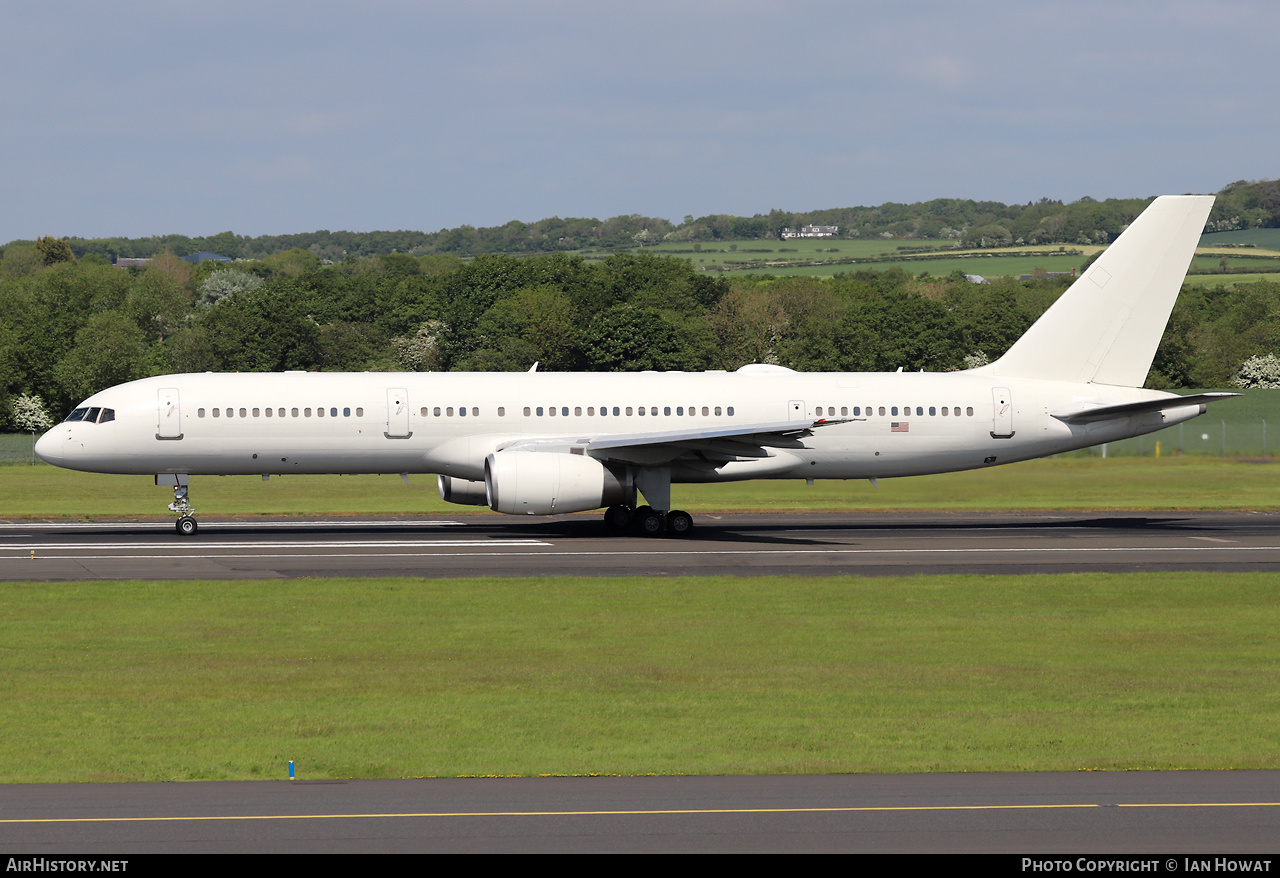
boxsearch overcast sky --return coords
[2,1,1276,243]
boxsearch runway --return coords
[4,512,1278,853]
[2,510,1280,580]
[3,771,1279,853]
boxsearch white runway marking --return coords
[5,543,1278,563]
[0,520,465,530]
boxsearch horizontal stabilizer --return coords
[1051,392,1239,424]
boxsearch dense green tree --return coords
[55,311,147,404]
[199,285,320,371]
[34,236,75,266]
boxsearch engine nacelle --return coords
[485,450,627,515]
[437,474,489,506]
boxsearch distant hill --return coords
[7,179,1278,262]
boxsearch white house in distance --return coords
[780,224,839,238]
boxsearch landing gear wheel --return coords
[603,505,633,532]
[665,510,693,536]
[176,516,198,536]
[637,509,666,537]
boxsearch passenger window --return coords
[840,407,847,416]
[434,407,441,417]
[587,407,595,416]
[292,408,299,417]
[420,407,428,417]
[715,406,722,416]
[575,407,582,416]
[498,407,506,417]
[458,407,466,417]
[638,407,645,416]
[344,407,351,417]
[929,407,936,416]
[304,408,312,417]
[329,407,337,418]
[891,407,898,416]
[253,408,260,417]
[447,407,454,416]
[548,406,556,417]
[317,407,325,418]
[701,406,709,416]
[613,407,620,416]
[966,407,974,416]
[664,406,671,416]
[523,407,531,416]
[355,407,363,417]
[562,407,568,417]
[941,407,949,417]
[676,407,683,416]
[626,407,633,416]
[198,408,206,418]
[536,407,544,416]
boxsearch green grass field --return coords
[1201,228,1280,249]
[3,572,1278,782]
[1,456,1278,518]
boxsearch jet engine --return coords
[437,474,489,506]
[485,450,628,515]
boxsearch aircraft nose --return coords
[33,428,62,465]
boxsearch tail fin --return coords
[979,194,1214,387]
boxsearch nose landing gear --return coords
[158,474,198,536]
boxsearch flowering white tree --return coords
[197,269,263,307]
[10,393,53,434]
[9,393,54,463]
[1232,354,1280,389]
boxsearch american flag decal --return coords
[891,422,910,432]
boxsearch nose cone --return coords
[34,428,62,466]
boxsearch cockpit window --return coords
[62,407,115,424]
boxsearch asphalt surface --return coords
[5,511,1277,854]
[3,510,1280,579]
[3,771,1279,853]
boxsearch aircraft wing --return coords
[588,417,849,450]
[1050,393,1239,425]
[499,417,855,466]
[585,417,855,466]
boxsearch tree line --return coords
[3,237,1279,428]
[8,181,1277,264]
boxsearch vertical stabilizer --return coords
[979,195,1214,387]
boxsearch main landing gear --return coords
[160,475,198,536]
[603,505,693,537]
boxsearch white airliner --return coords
[35,195,1234,536]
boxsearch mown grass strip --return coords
[2,573,1277,782]
[0,457,1277,518]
